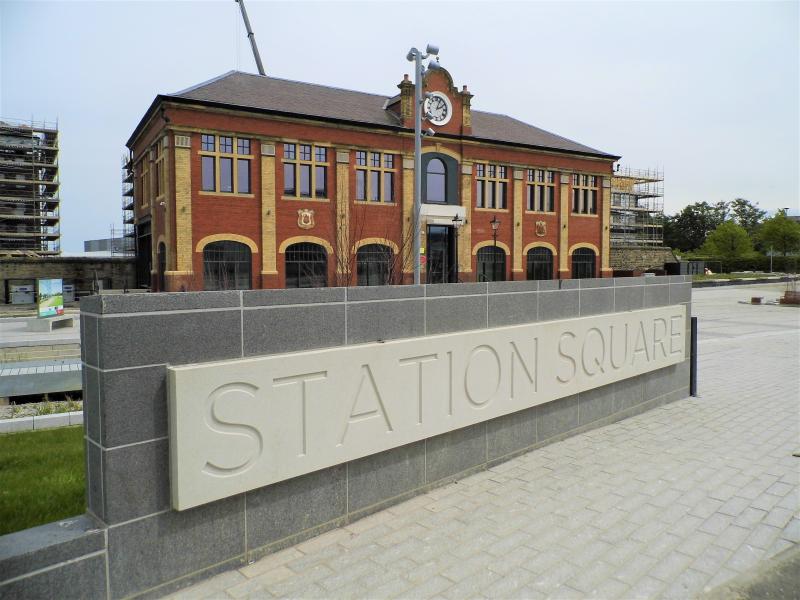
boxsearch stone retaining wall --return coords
[0,276,692,599]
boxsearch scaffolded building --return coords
[610,167,664,247]
[117,153,136,256]
[0,118,60,256]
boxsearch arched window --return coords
[157,242,166,291]
[572,248,596,279]
[477,246,506,282]
[527,247,554,281]
[203,241,252,290]
[426,158,446,203]
[285,242,327,288]
[356,244,392,286]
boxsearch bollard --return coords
[690,316,698,396]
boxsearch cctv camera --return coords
[426,128,436,136]
[426,43,439,56]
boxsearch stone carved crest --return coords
[297,209,315,230]
[535,221,546,237]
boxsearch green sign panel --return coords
[38,278,64,318]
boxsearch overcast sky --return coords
[2,0,798,252]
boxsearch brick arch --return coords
[278,236,334,255]
[195,234,259,253]
[472,240,511,255]
[523,241,558,256]
[353,238,399,254]
[568,242,599,256]
[422,145,461,161]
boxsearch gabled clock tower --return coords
[391,67,473,136]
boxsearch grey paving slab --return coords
[165,283,799,600]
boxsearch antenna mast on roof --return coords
[235,0,266,76]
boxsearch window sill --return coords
[474,207,510,213]
[570,213,599,218]
[354,201,397,207]
[199,191,256,198]
[282,196,330,203]
[525,211,557,215]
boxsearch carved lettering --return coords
[399,354,438,424]
[557,332,577,383]
[609,323,628,370]
[339,364,393,445]
[202,383,262,477]
[510,339,537,398]
[653,318,668,359]
[464,345,502,407]
[581,328,606,377]
[273,371,327,456]
[670,315,683,355]
[170,305,687,510]
[632,321,651,365]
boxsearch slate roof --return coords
[143,71,617,159]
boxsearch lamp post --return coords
[406,44,441,285]
[452,215,463,282]
[490,216,500,281]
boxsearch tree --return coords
[729,198,767,237]
[664,201,729,251]
[758,211,800,257]
[700,222,754,259]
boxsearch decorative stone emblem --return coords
[535,221,546,237]
[297,209,315,230]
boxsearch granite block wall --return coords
[0,275,692,599]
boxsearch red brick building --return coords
[127,68,619,291]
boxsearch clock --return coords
[424,92,453,126]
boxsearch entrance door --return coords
[426,225,457,284]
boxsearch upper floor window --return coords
[426,158,447,203]
[355,151,396,203]
[475,163,508,209]
[153,140,168,199]
[527,169,555,212]
[139,159,150,207]
[572,174,598,215]
[284,143,328,199]
[200,134,252,194]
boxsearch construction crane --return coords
[235,0,266,76]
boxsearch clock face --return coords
[425,92,452,126]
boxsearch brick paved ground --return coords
[169,283,799,599]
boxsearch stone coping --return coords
[0,411,83,434]
[80,276,691,315]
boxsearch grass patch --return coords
[692,273,782,281]
[0,426,85,536]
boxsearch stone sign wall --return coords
[0,276,692,599]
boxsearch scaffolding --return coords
[116,153,136,256]
[610,166,664,247]
[0,117,61,256]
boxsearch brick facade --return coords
[128,69,617,292]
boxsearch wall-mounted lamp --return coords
[490,216,500,249]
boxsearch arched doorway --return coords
[285,242,327,288]
[477,246,506,282]
[356,244,393,286]
[202,240,252,290]
[572,248,596,279]
[527,247,554,280]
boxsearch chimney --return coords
[460,84,474,135]
[398,74,415,128]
